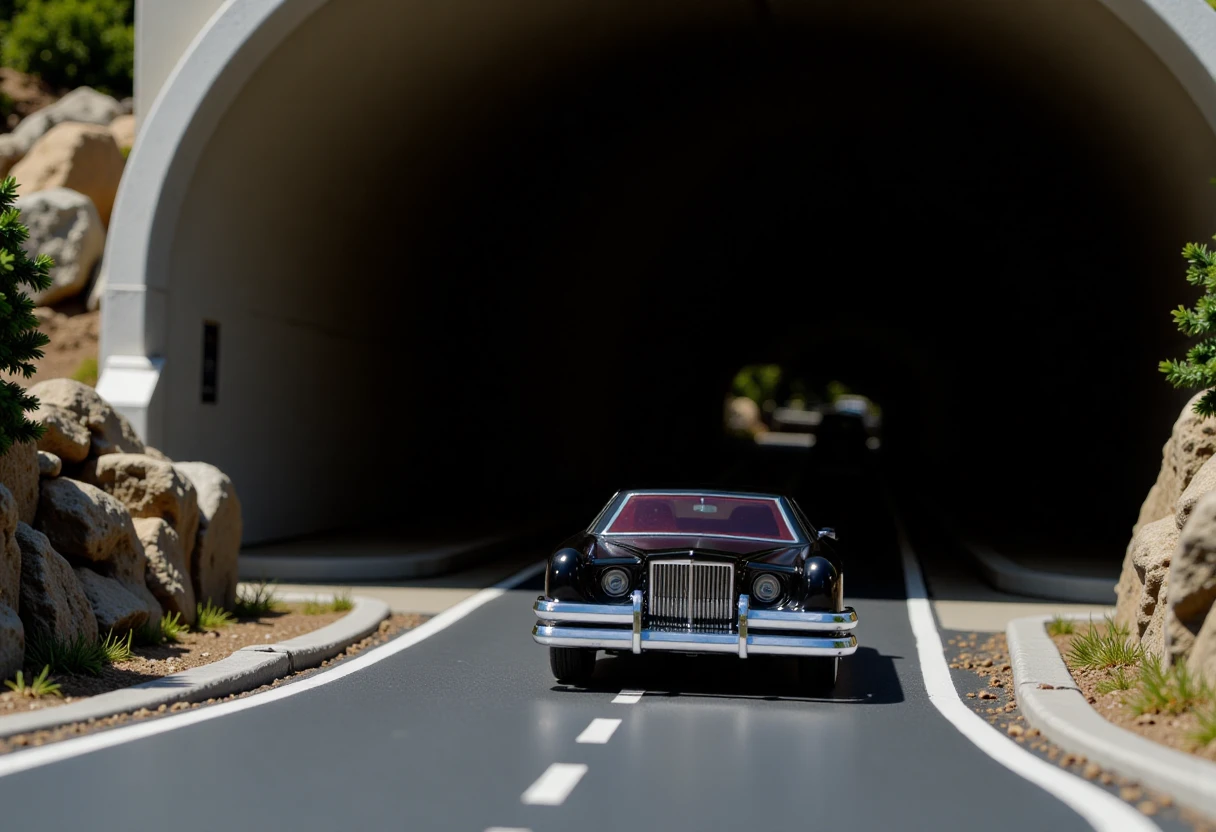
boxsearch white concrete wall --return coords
[133,0,227,125]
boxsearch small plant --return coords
[1046,615,1076,637]
[5,665,61,698]
[159,612,187,643]
[1160,234,1216,416]
[100,628,135,663]
[1065,616,1144,670]
[195,600,235,630]
[1095,666,1134,695]
[234,580,281,617]
[331,589,354,612]
[302,597,327,615]
[71,356,98,386]
[1125,655,1212,715]
[1194,702,1216,748]
[25,630,105,676]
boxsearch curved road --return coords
[0,462,1133,832]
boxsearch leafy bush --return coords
[25,630,104,676]
[5,665,61,697]
[1,0,134,96]
[1065,616,1143,670]
[0,176,51,455]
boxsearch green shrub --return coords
[5,665,61,698]
[1046,615,1076,637]
[0,176,52,454]
[1064,616,1143,670]
[25,630,104,676]
[195,600,235,630]
[1,0,134,96]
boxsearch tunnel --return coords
[102,0,1216,555]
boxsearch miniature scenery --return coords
[1,1,1216,831]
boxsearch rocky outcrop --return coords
[176,462,241,610]
[73,567,148,634]
[1115,516,1178,657]
[14,187,105,306]
[27,378,145,457]
[0,604,22,682]
[1133,391,1216,534]
[135,517,194,625]
[1166,491,1216,666]
[37,451,61,478]
[10,122,125,226]
[80,454,199,556]
[0,440,40,525]
[16,523,97,644]
[33,401,92,464]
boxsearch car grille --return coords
[647,560,735,632]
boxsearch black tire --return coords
[799,657,838,693]
[549,647,597,685]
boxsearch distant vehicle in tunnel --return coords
[532,489,857,691]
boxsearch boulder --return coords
[0,485,19,611]
[15,522,97,644]
[0,134,24,179]
[10,122,125,226]
[1166,491,1216,667]
[37,451,61,478]
[176,462,242,609]
[27,378,146,457]
[1114,516,1178,656]
[14,188,105,305]
[1132,391,1216,534]
[79,454,199,554]
[0,604,22,682]
[35,477,141,569]
[7,87,121,158]
[33,401,94,464]
[1175,453,1216,530]
[73,567,148,634]
[0,440,39,525]
[109,114,135,152]
[1189,608,1216,687]
[134,517,195,625]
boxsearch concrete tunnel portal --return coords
[102,0,1216,557]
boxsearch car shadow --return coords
[550,646,902,704]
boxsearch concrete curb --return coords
[0,595,390,739]
[1008,615,1216,820]
[237,535,516,581]
[972,544,1116,605]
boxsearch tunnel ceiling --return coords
[142,0,1216,545]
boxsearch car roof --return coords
[620,488,787,501]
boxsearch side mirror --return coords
[817,527,837,541]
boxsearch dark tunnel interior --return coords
[358,15,1197,558]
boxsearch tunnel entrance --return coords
[148,1,1209,554]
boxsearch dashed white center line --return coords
[575,718,621,744]
[520,763,589,806]
[612,689,645,704]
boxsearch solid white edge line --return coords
[0,559,548,779]
[575,718,621,744]
[520,762,589,806]
[612,690,644,704]
[892,516,1160,832]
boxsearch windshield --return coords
[603,494,797,541]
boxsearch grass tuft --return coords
[234,580,281,618]
[195,600,236,630]
[1095,666,1135,695]
[70,356,98,386]
[1125,655,1212,715]
[159,612,187,643]
[100,629,135,663]
[302,597,327,615]
[1194,702,1216,748]
[1046,615,1076,636]
[4,666,61,698]
[25,631,106,677]
[1065,616,1143,670]
[331,589,353,612]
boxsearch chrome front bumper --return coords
[532,591,858,658]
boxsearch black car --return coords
[532,489,857,690]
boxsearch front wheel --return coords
[799,656,838,693]
[550,647,597,685]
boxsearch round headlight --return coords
[752,574,781,603]
[601,568,631,597]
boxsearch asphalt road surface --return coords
[0,453,1125,832]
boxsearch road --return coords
[0,453,1125,832]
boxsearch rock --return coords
[1189,606,1216,687]
[7,87,121,158]
[1176,454,1216,531]
[86,258,106,311]
[0,441,39,525]
[32,401,92,464]
[1166,491,1216,666]
[15,522,97,644]
[35,477,140,569]
[118,97,134,116]
[1114,516,1178,656]
[72,567,148,634]
[0,485,19,612]
[134,518,195,625]
[108,114,135,152]
[13,188,105,306]
[142,446,171,462]
[27,378,145,457]
[0,603,22,681]
[80,454,199,558]
[1132,391,1216,534]
[9,122,125,226]
[725,396,762,434]
[0,134,25,178]
[176,462,242,609]
[36,451,60,478]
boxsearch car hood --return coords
[597,536,806,566]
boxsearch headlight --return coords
[752,574,781,603]
[601,568,631,597]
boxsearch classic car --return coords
[531,489,857,690]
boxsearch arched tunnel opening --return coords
[138,0,1215,563]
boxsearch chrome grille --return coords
[647,560,735,631]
